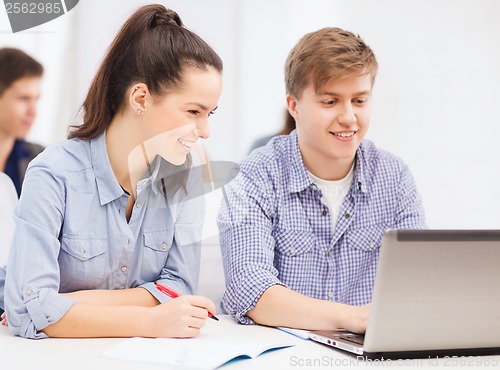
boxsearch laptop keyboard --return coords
[337,333,365,345]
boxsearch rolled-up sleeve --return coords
[218,170,285,325]
[5,159,76,339]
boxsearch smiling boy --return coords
[218,27,426,333]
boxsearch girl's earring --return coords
[137,109,143,115]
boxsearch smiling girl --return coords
[1,4,223,339]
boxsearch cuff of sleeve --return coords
[22,288,75,339]
[223,269,286,325]
[140,281,189,304]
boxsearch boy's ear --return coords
[286,94,299,121]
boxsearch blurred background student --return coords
[0,48,44,197]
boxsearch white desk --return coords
[1,316,499,370]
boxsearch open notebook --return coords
[103,334,294,369]
[277,327,311,340]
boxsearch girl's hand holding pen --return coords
[155,282,219,321]
[148,294,217,338]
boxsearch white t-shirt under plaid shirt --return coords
[309,164,354,232]
[218,130,426,325]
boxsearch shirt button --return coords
[289,247,296,255]
[136,203,142,208]
[121,266,127,272]
[327,250,333,257]
[369,241,375,248]
[82,251,88,260]
[328,292,334,298]
[345,213,351,219]
[162,242,168,250]
[322,210,327,216]
[25,288,32,296]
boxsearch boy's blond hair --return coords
[285,27,378,98]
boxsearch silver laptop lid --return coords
[364,229,500,353]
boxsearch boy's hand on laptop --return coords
[342,303,370,334]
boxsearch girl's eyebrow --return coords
[188,103,218,112]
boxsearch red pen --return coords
[154,281,219,321]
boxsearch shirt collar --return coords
[12,139,27,159]
[90,132,191,205]
[353,142,368,194]
[287,130,368,195]
[90,131,125,205]
[288,130,314,193]
[137,155,162,196]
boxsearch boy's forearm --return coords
[247,285,359,331]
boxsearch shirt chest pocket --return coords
[273,228,316,291]
[274,228,316,257]
[142,230,174,274]
[59,236,108,289]
[347,223,387,252]
[273,228,317,267]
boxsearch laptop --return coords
[309,229,500,360]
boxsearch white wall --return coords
[1,0,499,232]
